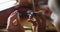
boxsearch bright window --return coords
[0,0,17,11]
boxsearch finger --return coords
[9,10,18,18]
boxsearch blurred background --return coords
[0,0,57,32]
